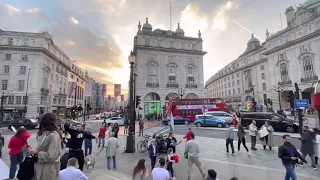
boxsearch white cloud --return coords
[6,4,21,16]
[211,1,238,30]
[27,8,40,13]
[69,16,79,25]
[67,40,75,45]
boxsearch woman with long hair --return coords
[313,128,320,165]
[132,159,148,180]
[8,127,31,179]
[113,123,119,139]
[237,125,250,155]
[28,113,62,180]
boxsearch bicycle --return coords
[137,135,151,153]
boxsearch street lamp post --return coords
[274,86,283,111]
[24,68,31,118]
[177,88,185,99]
[126,51,136,153]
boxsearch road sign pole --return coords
[294,83,303,136]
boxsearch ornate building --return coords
[133,18,207,117]
[206,0,320,111]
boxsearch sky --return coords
[0,0,307,96]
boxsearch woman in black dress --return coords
[166,132,177,153]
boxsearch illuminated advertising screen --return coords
[144,102,161,115]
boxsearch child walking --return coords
[226,125,235,154]
[167,148,175,178]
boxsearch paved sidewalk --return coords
[1,132,319,180]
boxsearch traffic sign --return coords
[294,99,309,109]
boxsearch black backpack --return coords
[17,155,38,180]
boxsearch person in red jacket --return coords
[8,127,31,179]
[232,114,237,128]
[98,124,107,147]
[183,128,194,158]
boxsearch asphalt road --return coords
[158,124,302,148]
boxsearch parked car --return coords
[194,115,225,128]
[104,117,124,126]
[95,113,102,120]
[8,118,39,130]
[162,116,191,125]
[205,111,235,125]
[282,109,292,116]
[240,112,299,133]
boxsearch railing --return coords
[185,84,197,88]
[301,76,318,83]
[245,89,252,93]
[278,80,292,86]
[166,84,179,88]
[146,83,159,88]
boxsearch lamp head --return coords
[128,51,135,64]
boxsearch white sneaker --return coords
[247,152,250,156]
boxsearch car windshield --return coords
[271,114,291,121]
[29,119,38,123]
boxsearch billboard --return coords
[114,84,121,97]
[68,82,77,96]
[84,82,92,96]
[102,84,107,97]
[144,102,161,115]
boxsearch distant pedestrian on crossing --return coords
[124,116,129,135]
[249,120,258,151]
[139,119,144,136]
[226,125,235,154]
[186,133,206,180]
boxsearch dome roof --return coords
[247,33,259,44]
[303,0,320,8]
[142,17,152,30]
[175,23,184,34]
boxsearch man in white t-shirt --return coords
[152,157,170,180]
[60,158,88,180]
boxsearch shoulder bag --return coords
[17,138,38,180]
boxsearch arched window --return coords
[168,65,176,83]
[7,37,13,45]
[279,63,289,82]
[23,38,29,46]
[302,56,314,79]
[145,39,150,46]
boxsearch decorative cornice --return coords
[263,30,320,55]
[205,58,268,88]
[134,45,207,55]
[0,45,86,81]
[138,31,202,41]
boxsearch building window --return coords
[187,67,194,75]
[278,53,287,60]
[262,83,266,90]
[23,38,29,46]
[23,96,28,104]
[279,63,289,82]
[170,41,174,48]
[16,96,21,104]
[261,73,265,79]
[224,84,226,88]
[2,80,8,90]
[260,65,265,70]
[5,54,11,60]
[158,40,162,47]
[229,90,231,96]
[233,89,235,95]
[7,37,13,45]
[222,91,224,96]
[302,56,315,79]
[3,65,9,74]
[228,83,230,88]
[21,55,28,62]
[300,44,311,53]
[20,66,27,74]
[8,96,14,104]
[238,88,240,94]
[237,80,240,85]
[187,76,195,86]
[145,39,150,46]
[232,75,234,79]
[148,64,157,83]
[18,80,25,91]
[192,44,196,50]
[53,98,57,104]
[232,81,235,87]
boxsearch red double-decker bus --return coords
[170,98,227,121]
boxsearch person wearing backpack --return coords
[0,131,4,159]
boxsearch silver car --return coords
[205,111,234,125]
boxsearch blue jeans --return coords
[9,153,23,179]
[99,138,105,146]
[107,156,116,169]
[283,163,297,180]
[84,144,92,156]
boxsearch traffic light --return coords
[287,91,295,108]
[136,95,141,108]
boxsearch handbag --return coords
[17,155,38,180]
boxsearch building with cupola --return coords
[133,18,207,117]
[206,0,320,111]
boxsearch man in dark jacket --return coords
[278,134,307,180]
[0,131,4,159]
[60,148,70,170]
[148,138,158,170]
[298,126,317,169]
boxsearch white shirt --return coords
[152,167,170,180]
[59,166,88,180]
[152,144,156,156]
[249,123,257,136]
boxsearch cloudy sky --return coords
[0,0,306,96]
